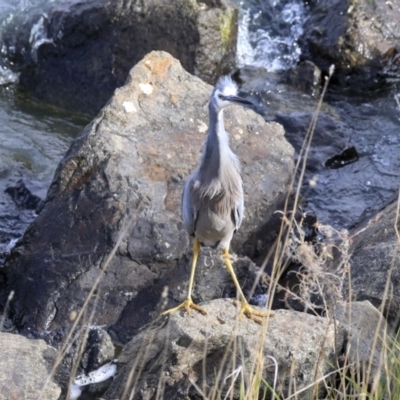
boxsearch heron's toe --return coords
[188,301,207,315]
[162,298,207,317]
[233,300,273,324]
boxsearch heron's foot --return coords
[233,300,273,324]
[162,298,207,317]
[221,251,238,262]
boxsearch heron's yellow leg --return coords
[222,249,273,324]
[163,239,207,316]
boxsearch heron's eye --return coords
[218,94,223,99]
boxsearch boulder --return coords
[0,51,294,343]
[285,60,322,97]
[299,0,400,88]
[103,299,339,400]
[334,301,389,388]
[0,332,61,399]
[342,198,400,330]
[1,0,238,115]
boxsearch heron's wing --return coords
[233,195,244,232]
[182,174,197,236]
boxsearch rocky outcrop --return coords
[104,299,339,400]
[335,301,389,388]
[0,51,294,343]
[299,0,400,88]
[0,332,61,399]
[341,198,400,330]
[285,61,322,96]
[1,0,238,115]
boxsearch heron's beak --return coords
[223,95,253,106]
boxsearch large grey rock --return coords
[341,198,400,330]
[0,332,61,399]
[0,51,294,343]
[104,299,338,400]
[1,0,238,115]
[335,301,389,388]
[299,0,400,88]
[285,61,322,97]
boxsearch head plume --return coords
[215,75,238,97]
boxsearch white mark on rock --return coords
[197,120,208,133]
[122,101,137,113]
[165,242,171,248]
[139,83,153,95]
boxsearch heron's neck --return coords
[200,105,237,180]
[204,105,231,163]
[196,104,242,201]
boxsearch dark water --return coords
[240,70,400,229]
[311,89,400,228]
[0,87,87,261]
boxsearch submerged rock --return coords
[0,51,294,343]
[285,60,322,96]
[1,0,238,115]
[5,179,44,212]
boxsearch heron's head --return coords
[210,75,253,112]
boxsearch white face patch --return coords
[216,75,238,97]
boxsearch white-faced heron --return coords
[163,76,271,323]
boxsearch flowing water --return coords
[237,0,307,71]
[239,70,400,229]
[0,87,87,261]
[237,0,400,229]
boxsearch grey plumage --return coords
[182,76,247,248]
[163,76,272,323]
